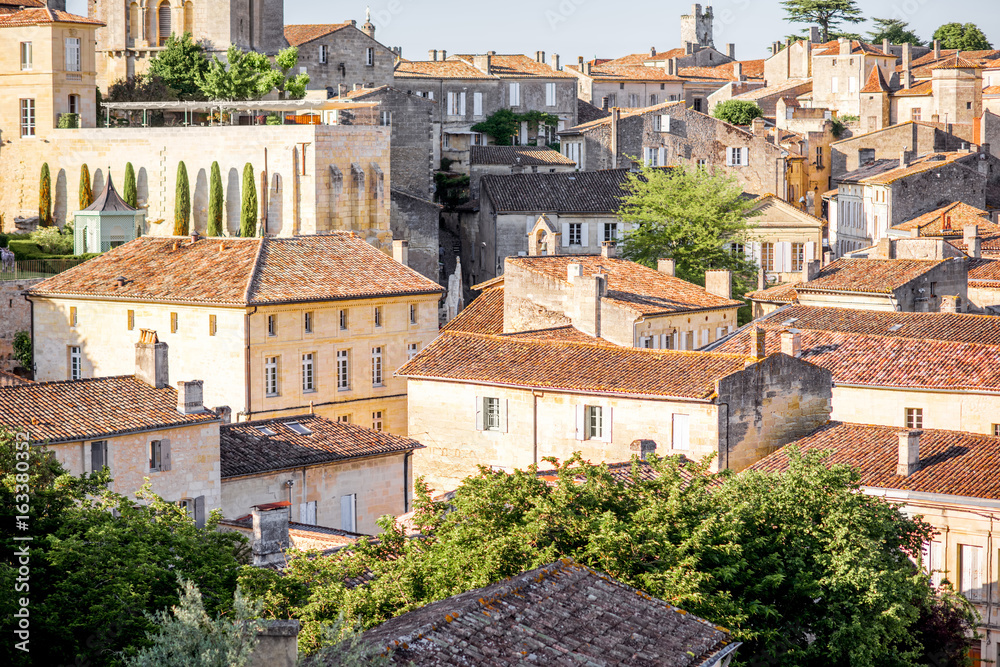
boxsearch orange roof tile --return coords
[571,63,683,82]
[283,23,351,46]
[394,59,494,80]
[452,54,575,79]
[861,65,891,93]
[0,7,103,27]
[968,257,1000,286]
[892,201,993,234]
[442,286,504,335]
[859,152,973,185]
[931,54,983,70]
[814,40,891,57]
[797,258,947,294]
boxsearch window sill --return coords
[373,383,386,389]
[303,389,317,394]
[265,393,280,398]
[338,387,352,393]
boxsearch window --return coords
[19,41,32,70]
[157,1,171,47]
[650,93,657,105]
[994,424,1000,437]
[473,91,483,117]
[443,133,451,149]
[447,91,458,115]
[607,93,617,108]
[761,242,775,272]
[545,82,556,107]
[256,426,277,436]
[569,223,582,246]
[20,99,35,137]
[149,440,162,471]
[409,304,417,325]
[91,440,108,472]
[304,311,313,334]
[407,342,419,360]
[374,306,382,328]
[791,242,804,272]
[265,356,279,396]
[337,414,351,424]
[372,346,383,386]
[628,93,639,107]
[66,94,80,116]
[692,98,702,112]
[302,353,315,392]
[831,76,838,94]
[70,306,78,326]
[337,350,350,390]
[170,312,178,333]
[696,158,707,168]
[672,414,690,450]
[366,47,374,66]
[645,147,659,167]
[726,147,747,166]
[372,411,384,432]
[604,223,618,243]
[319,44,328,64]
[815,146,824,168]
[484,397,501,431]
[209,314,217,336]
[285,421,312,435]
[267,314,276,336]
[911,107,921,121]
[905,408,923,429]
[587,406,603,439]
[960,544,984,601]
[127,310,135,331]
[70,346,82,380]
[341,494,357,532]
[339,309,348,330]
[509,82,521,106]
[65,37,81,72]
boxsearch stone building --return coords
[829,120,966,178]
[752,422,1000,664]
[0,278,42,373]
[219,414,422,533]
[468,145,576,199]
[743,195,824,285]
[27,234,444,434]
[398,323,831,492]
[0,7,104,135]
[0,334,221,522]
[806,40,897,118]
[284,19,396,95]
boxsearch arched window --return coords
[157,1,171,47]
[184,1,193,34]
[129,2,139,41]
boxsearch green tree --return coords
[272,46,310,100]
[240,163,257,238]
[125,578,264,667]
[617,164,759,323]
[932,22,992,51]
[781,0,864,42]
[79,164,93,210]
[207,161,224,237]
[867,18,924,46]
[123,162,138,209]
[148,32,208,100]
[174,161,191,236]
[471,109,558,146]
[711,99,764,125]
[198,45,275,101]
[39,163,52,227]
[12,332,31,369]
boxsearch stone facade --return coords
[831,385,1000,434]
[289,23,396,95]
[390,191,442,282]
[745,196,824,285]
[810,41,897,118]
[0,279,42,373]
[830,122,962,177]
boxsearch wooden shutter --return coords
[661,114,671,132]
[561,222,570,247]
[90,441,103,471]
[500,399,508,433]
[194,495,205,528]
[575,405,585,440]
[599,222,606,242]
[580,222,589,247]
[804,240,816,263]
[782,242,793,272]
[741,148,750,166]
[603,407,613,442]
[459,92,466,116]
[299,502,309,523]
[658,147,666,166]
[341,494,356,532]
[725,148,734,167]
[474,92,483,116]
[475,396,484,431]
[672,414,689,450]
[161,438,171,471]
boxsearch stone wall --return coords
[390,190,441,282]
[830,123,959,177]
[832,385,1000,435]
[0,279,42,373]
[297,26,396,94]
[887,161,988,227]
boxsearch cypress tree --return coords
[123,162,137,209]
[240,163,257,238]
[79,164,93,210]
[174,161,191,236]
[207,161,223,237]
[39,163,52,227]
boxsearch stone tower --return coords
[361,6,375,39]
[931,57,983,132]
[681,4,714,50]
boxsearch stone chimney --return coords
[214,406,232,424]
[751,117,766,135]
[567,262,583,282]
[750,326,766,359]
[669,57,679,76]
[584,61,592,76]
[705,269,732,300]
[176,380,205,414]
[573,273,606,338]
[882,39,890,56]
[440,49,447,61]
[657,258,675,277]
[392,239,409,266]
[428,49,438,61]
[965,224,981,258]
[902,42,912,89]
[251,502,291,567]
[899,149,910,169]
[601,240,617,259]
[839,38,851,56]
[940,295,960,313]
[550,53,560,71]
[780,329,801,357]
[733,61,742,79]
[535,50,546,63]
[135,329,168,389]
[473,53,492,74]
[896,430,921,476]
[727,43,735,59]
[44,0,66,9]
[933,39,941,59]
[630,439,656,461]
[802,259,821,282]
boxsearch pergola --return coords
[100,99,380,127]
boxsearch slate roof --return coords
[506,255,744,315]
[469,145,575,167]
[0,7,103,26]
[0,376,218,444]
[577,98,611,125]
[83,174,137,213]
[441,286,504,335]
[356,559,734,666]
[892,202,994,235]
[283,23,351,46]
[220,415,422,478]
[29,234,443,306]
[859,152,974,185]
[397,331,751,400]
[794,258,947,294]
[482,169,637,213]
[750,422,1000,500]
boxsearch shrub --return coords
[39,163,52,227]
[240,163,257,238]
[711,99,764,125]
[124,162,138,208]
[12,331,31,370]
[79,164,93,210]
[57,113,80,129]
[174,161,190,236]
[207,162,224,237]
[29,226,74,255]
[265,114,282,125]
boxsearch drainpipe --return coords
[718,400,730,470]
[24,294,34,379]
[532,390,541,465]
[244,306,257,420]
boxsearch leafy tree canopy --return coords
[711,99,764,125]
[932,22,992,51]
[781,0,864,42]
[868,18,924,46]
[239,451,975,664]
[198,45,277,101]
[471,109,560,146]
[272,46,310,100]
[148,32,208,100]
[106,74,177,103]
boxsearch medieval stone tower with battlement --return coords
[90,0,286,89]
[680,3,714,50]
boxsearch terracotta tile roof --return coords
[469,145,575,167]
[750,422,1000,500]
[892,202,994,234]
[441,286,504,335]
[798,258,947,294]
[679,63,762,82]
[575,63,684,82]
[985,85,1000,95]
[968,257,1000,286]
[612,48,683,66]
[0,370,32,387]
[501,325,604,344]
[861,65,892,93]
[0,7,104,27]
[452,54,575,79]
[814,40,891,57]
[896,50,1000,78]
[0,376,218,444]
[482,168,634,213]
[746,280,800,303]
[535,459,681,487]
[29,234,443,307]
[890,79,934,97]
[397,330,750,399]
[932,54,982,70]
[394,59,494,80]
[357,558,733,665]
[220,414,422,478]
[507,255,743,315]
[283,23,351,46]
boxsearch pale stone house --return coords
[829,120,966,178]
[27,234,444,434]
[397,323,831,492]
[219,414,422,533]
[809,40,897,119]
[753,422,1000,664]
[710,305,1000,434]
[742,195,824,285]
[0,332,221,523]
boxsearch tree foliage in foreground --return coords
[932,23,992,51]
[711,99,764,126]
[198,45,277,101]
[239,451,977,665]
[781,0,864,42]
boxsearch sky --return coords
[67,0,1000,63]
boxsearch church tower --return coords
[680,4,714,50]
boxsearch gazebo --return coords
[74,175,145,255]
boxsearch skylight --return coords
[256,426,277,436]
[888,324,904,332]
[285,422,312,435]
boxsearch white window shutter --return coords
[474,92,483,116]
[561,222,570,247]
[161,438,171,471]
[603,407,613,442]
[662,114,671,132]
[782,242,793,272]
[599,222,606,242]
[672,332,679,350]
[726,147,734,167]
[805,241,816,263]
[340,494,356,532]
[459,92,466,116]
[658,147,666,166]
[741,148,749,166]
[299,502,309,523]
[773,243,784,273]
[575,404,585,440]
[475,396,484,431]
[580,222,589,247]
[500,399,508,433]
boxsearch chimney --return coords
[705,269,732,300]
[572,273,606,338]
[727,43,735,59]
[802,259,821,282]
[176,380,205,414]
[809,27,820,43]
[780,329,801,357]
[657,258,675,276]
[965,224,981,258]
[940,295,960,313]
[584,61,592,76]
[567,262,583,282]
[601,240,617,259]
[440,49,447,61]
[251,502,291,567]
[428,49,438,61]
[670,56,679,76]
[686,42,694,55]
[896,430,921,476]
[902,42,912,89]
[839,38,851,56]
[536,50,546,63]
[899,149,910,169]
[630,439,656,461]
[578,55,584,69]
[135,329,168,389]
[733,61,742,79]
[751,117,766,135]
[392,239,409,266]
[550,53,560,71]
[214,405,232,424]
[650,47,657,57]
[749,326,766,359]
[473,53,492,74]
[933,39,940,59]
[882,38,890,56]
[190,231,200,243]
